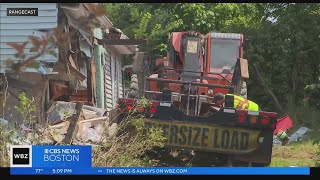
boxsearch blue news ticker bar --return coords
[11,167,310,175]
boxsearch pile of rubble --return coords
[273,127,312,147]
[0,101,118,151]
[0,118,35,146]
[44,101,117,144]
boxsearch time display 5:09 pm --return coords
[52,168,72,174]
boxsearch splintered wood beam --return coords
[68,64,86,82]
[63,102,83,144]
[68,55,86,81]
[97,39,147,45]
[80,116,108,123]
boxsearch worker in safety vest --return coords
[213,93,260,111]
[276,130,289,145]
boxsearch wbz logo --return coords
[10,145,32,167]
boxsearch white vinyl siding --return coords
[103,49,124,111]
[0,3,58,72]
[111,53,118,105]
[118,59,123,98]
[104,51,113,112]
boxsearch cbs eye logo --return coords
[10,145,32,167]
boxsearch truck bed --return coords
[116,98,278,165]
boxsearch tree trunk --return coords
[253,64,284,114]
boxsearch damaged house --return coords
[0,3,141,143]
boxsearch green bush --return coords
[92,98,165,167]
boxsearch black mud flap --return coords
[232,129,274,166]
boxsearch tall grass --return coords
[91,117,165,167]
[275,96,320,167]
[0,92,42,167]
[0,124,10,167]
[271,140,319,167]
[92,99,166,167]
[284,96,320,131]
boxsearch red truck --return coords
[116,31,278,167]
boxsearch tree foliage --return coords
[104,3,320,113]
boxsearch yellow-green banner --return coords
[144,119,261,154]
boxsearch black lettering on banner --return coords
[213,129,220,148]
[192,127,201,146]
[162,124,169,143]
[169,125,178,144]
[240,132,249,150]
[187,127,193,146]
[221,130,230,149]
[230,131,239,150]
[201,128,209,147]
[179,126,187,145]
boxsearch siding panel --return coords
[0,3,58,72]
[0,3,57,10]
[118,60,123,98]
[1,42,35,49]
[0,54,57,62]
[0,29,46,36]
[1,16,58,23]
[111,54,118,106]
[1,23,58,30]
[0,48,58,55]
[104,51,113,110]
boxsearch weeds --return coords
[0,92,41,167]
[92,98,166,167]
[284,96,320,133]
[14,92,36,128]
[0,123,11,167]
[92,118,165,167]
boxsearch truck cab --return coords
[204,32,247,98]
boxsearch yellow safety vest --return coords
[226,94,259,111]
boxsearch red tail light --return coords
[126,104,134,111]
[149,106,157,114]
[261,116,269,125]
[238,114,246,123]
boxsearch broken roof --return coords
[60,3,136,54]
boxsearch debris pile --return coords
[0,118,33,147]
[45,101,116,144]
[273,126,312,147]
[287,127,311,144]
[1,101,118,146]
[273,136,283,147]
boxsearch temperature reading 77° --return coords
[35,169,43,173]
